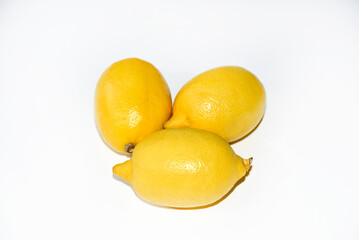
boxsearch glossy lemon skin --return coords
[113,128,251,208]
[95,58,171,154]
[164,66,266,142]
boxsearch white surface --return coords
[1,0,359,239]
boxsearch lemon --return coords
[113,128,252,208]
[95,58,172,155]
[164,66,266,142]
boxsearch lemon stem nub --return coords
[125,143,135,153]
[243,157,253,170]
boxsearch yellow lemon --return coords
[113,128,252,208]
[95,58,171,155]
[164,66,266,142]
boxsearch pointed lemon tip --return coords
[236,155,253,174]
[243,157,253,169]
[163,118,176,129]
[113,159,132,183]
[164,115,189,129]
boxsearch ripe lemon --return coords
[95,58,171,155]
[113,128,252,208]
[164,66,266,142]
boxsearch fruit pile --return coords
[95,58,266,208]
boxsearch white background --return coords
[1,0,359,239]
